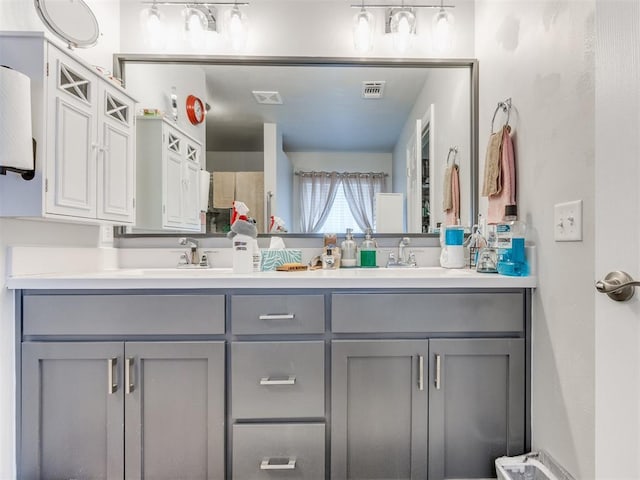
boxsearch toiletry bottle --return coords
[340,228,357,267]
[229,201,257,274]
[496,205,528,276]
[322,248,338,270]
[360,228,377,267]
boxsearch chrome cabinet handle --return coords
[596,271,640,302]
[258,313,295,320]
[260,457,296,470]
[260,375,296,386]
[108,357,118,394]
[435,354,441,390]
[125,357,134,394]
[418,355,424,391]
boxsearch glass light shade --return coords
[390,9,415,54]
[226,5,248,51]
[183,7,207,48]
[139,4,165,48]
[432,8,455,53]
[353,9,374,54]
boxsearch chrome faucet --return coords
[178,237,200,265]
[386,237,417,268]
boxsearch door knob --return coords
[595,271,640,302]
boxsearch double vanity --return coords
[9,263,535,480]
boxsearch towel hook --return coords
[491,97,512,133]
[446,146,458,166]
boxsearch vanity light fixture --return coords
[140,1,249,50]
[353,3,375,54]
[183,4,218,48]
[432,0,455,52]
[140,2,165,47]
[225,3,249,51]
[350,2,455,54]
[389,7,416,53]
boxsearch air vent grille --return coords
[362,81,386,99]
[252,91,283,105]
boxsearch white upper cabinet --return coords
[136,118,202,232]
[0,32,136,225]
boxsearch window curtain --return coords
[298,171,341,233]
[342,172,386,232]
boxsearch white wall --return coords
[124,63,207,146]
[393,69,471,229]
[263,123,293,230]
[475,1,595,478]
[0,1,120,476]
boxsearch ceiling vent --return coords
[361,81,386,99]
[252,91,283,105]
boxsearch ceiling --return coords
[203,64,431,152]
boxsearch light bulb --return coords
[432,8,455,53]
[226,5,248,51]
[390,9,415,54]
[183,7,207,49]
[353,9,374,53]
[140,4,165,48]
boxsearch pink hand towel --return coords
[487,126,516,223]
[445,164,460,226]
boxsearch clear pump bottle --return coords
[360,228,377,268]
[340,228,357,268]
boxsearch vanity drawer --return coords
[22,294,225,336]
[233,423,325,480]
[332,292,524,333]
[231,295,325,334]
[231,341,325,419]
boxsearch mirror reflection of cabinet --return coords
[135,118,202,232]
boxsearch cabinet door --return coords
[182,141,201,229]
[21,342,124,480]
[163,130,184,229]
[428,338,525,480]
[97,83,135,224]
[45,48,98,218]
[332,340,428,480]
[124,342,225,480]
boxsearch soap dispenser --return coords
[340,228,357,268]
[360,228,377,268]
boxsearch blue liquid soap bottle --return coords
[496,205,529,276]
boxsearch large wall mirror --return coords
[115,55,477,237]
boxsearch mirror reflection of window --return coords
[298,171,385,233]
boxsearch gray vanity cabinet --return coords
[428,338,525,480]
[21,342,125,479]
[21,341,225,480]
[331,340,429,480]
[124,342,225,480]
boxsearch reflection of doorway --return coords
[421,108,435,233]
[406,105,435,233]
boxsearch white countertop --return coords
[6,267,537,290]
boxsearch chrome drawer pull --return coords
[258,313,296,320]
[260,375,296,386]
[418,355,424,391]
[125,357,135,394]
[107,357,118,394]
[435,354,442,390]
[260,457,297,470]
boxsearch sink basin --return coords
[140,267,233,276]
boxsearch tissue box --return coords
[261,249,303,271]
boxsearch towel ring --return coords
[491,98,512,133]
[446,146,458,166]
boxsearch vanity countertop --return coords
[6,267,537,290]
